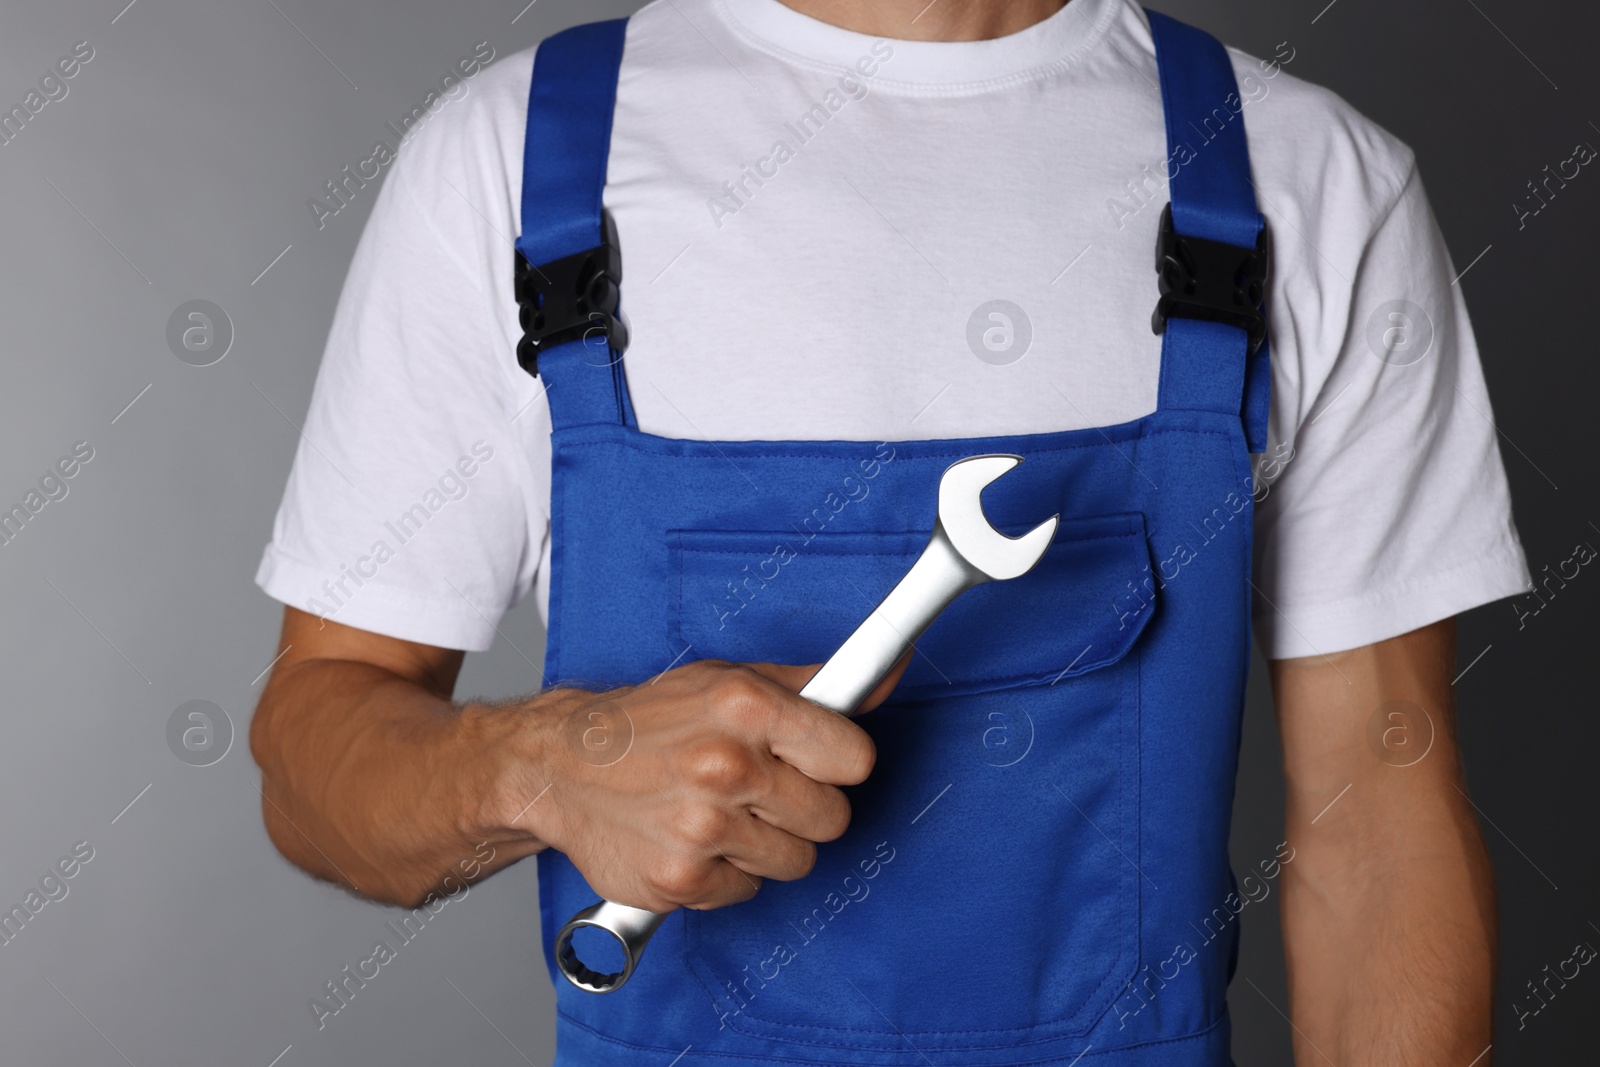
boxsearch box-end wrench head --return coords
[554,454,1058,993]
[798,454,1057,713]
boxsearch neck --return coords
[775,0,1070,42]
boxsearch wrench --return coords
[554,454,1059,993]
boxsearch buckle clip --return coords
[1151,203,1269,354]
[515,209,630,376]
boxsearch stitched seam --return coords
[674,531,1149,691]
[556,1003,1227,1062]
[675,532,1139,558]
[680,660,1149,1045]
[554,427,1235,463]
[708,0,1121,100]
[1260,537,1526,616]
[554,433,1228,1047]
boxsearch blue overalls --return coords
[515,10,1271,1065]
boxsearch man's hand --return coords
[501,661,878,913]
[1271,618,1496,1065]
[250,607,891,912]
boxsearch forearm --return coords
[251,657,565,906]
[248,608,884,922]
[1273,620,1497,1065]
[1281,785,1496,1063]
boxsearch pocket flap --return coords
[671,511,1154,700]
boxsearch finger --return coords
[858,646,913,713]
[736,662,878,784]
[716,811,820,882]
[660,856,762,911]
[744,647,911,715]
[772,704,876,786]
[747,762,852,843]
[740,660,817,693]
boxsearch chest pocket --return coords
[667,512,1155,1054]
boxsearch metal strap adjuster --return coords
[1151,203,1270,354]
[515,210,629,376]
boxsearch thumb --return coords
[857,648,913,713]
[743,648,914,715]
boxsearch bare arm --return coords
[1272,618,1496,1064]
[250,606,890,910]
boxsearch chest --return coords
[601,55,1176,442]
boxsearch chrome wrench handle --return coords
[552,455,1058,993]
[789,521,985,714]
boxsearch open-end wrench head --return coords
[937,455,1059,581]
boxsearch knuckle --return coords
[678,802,734,847]
[687,740,756,792]
[725,869,763,905]
[712,873,762,908]
[682,658,730,682]
[647,855,708,902]
[713,668,773,723]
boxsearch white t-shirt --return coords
[256,0,1530,660]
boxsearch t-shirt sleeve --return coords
[255,109,550,652]
[1252,161,1531,659]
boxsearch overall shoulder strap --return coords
[1145,9,1271,452]
[515,18,636,431]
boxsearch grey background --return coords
[0,0,1593,1064]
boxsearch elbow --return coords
[249,687,289,850]
[249,676,289,785]
[248,683,345,889]
[256,789,307,872]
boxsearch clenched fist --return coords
[486,658,900,913]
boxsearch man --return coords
[251,0,1528,1063]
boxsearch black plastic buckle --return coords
[515,210,629,376]
[1151,203,1269,354]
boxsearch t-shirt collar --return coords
[713,0,1124,92]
